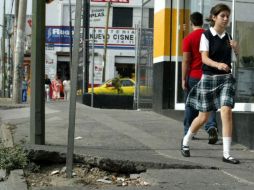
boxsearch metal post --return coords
[231,0,236,77]
[66,0,82,178]
[30,0,45,144]
[91,28,95,107]
[133,24,139,109]
[1,0,6,97]
[82,0,90,93]
[102,2,111,82]
[136,26,141,109]
[69,0,73,66]
[136,0,145,110]
[174,0,180,107]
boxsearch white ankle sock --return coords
[223,137,232,158]
[183,129,195,146]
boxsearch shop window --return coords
[149,8,154,28]
[113,8,133,27]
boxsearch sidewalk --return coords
[1,100,254,189]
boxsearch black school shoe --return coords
[181,139,190,157]
[208,128,218,144]
[222,156,240,164]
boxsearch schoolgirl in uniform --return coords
[181,3,240,164]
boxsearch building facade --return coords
[45,0,154,88]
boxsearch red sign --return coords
[91,0,129,3]
[27,19,32,27]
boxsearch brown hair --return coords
[206,3,231,27]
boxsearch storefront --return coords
[45,0,154,86]
[153,0,254,148]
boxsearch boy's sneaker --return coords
[208,128,218,144]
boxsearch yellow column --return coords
[152,0,189,111]
[153,0,188,64]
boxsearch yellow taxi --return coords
[88,78,135,95]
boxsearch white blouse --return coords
[199,27,227,52]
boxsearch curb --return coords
[1,123,14,147]
[6,170,28,190]
[0,123,28,190]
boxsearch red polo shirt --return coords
[182,28,204,79]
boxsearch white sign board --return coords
[90,27,135,49]
[90,7,106,25]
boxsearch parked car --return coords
[88,78,135,95]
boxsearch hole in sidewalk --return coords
[24,162,150,189]
[24,150,151,189]
[24,148,219,189]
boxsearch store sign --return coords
[90,7,105,24]
[45,59,56,80]
[94,65,103,84]
[91,0,129,3]
[46,26,73,47]
[90,27,135,49]
[46,26,135,49]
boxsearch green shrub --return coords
[0,144,28,172]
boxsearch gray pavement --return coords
[1,100,254,189]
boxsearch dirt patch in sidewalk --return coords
[24,163,150,189]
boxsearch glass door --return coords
[232,0,254,111]
[174,0,212,110]
[175,0,254,111]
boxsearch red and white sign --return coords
[91,0,129,3]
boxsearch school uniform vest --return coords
[202,29,232,75]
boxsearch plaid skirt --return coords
[186,74,236,112]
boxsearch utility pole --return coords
[66,0,82,178]
[13,0,19,51]
[102,2,111,82]
[11,0,19,99]
[30,0,45,144]
[7,20,11,98]
[14,0,20,32]
[13,0,27,103]
[1,0,6,97]
[82,0,90,93]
